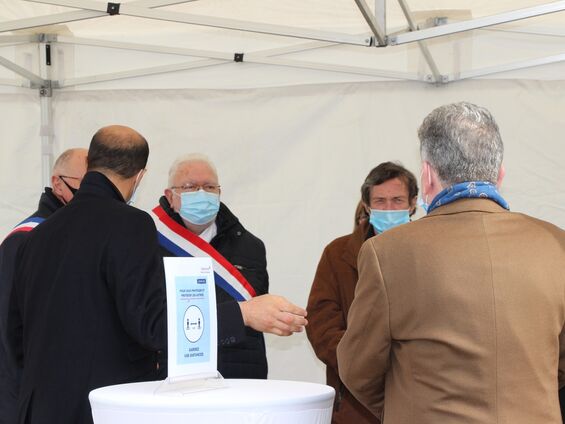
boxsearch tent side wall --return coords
[2,79,564,383]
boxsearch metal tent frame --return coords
[1,0,565,183]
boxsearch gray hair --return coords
[418,102,503,186]
[52,148,87,175]
[168,153,218,187]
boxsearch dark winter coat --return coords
[8,172,167,424]
[158,196,269,379]
[0,188,63,424]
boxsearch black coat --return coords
[0,188,63,424]
[8,172,167,424]
[158,196,269,379]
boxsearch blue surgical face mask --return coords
[369,209,410,234]
[417,195,429,214]
[179,190,220,225]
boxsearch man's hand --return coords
[239,294,308,336]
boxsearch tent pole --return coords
[38,35,54,189]
[26,0,371,46]
[354,0,387,46]
[397,0,444,83]
[390,0,565,45]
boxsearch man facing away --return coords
[0,148,87,424]
[8,127,166,424]
[337,102,565,423]
[307,162,417,424]
[152,153,308,379]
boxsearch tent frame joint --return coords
[36,80,53,97]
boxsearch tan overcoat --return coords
[337,199,565,423]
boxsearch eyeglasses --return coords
[171,183,221,194]
[58,175,82,182]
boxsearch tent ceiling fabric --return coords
[0,0,564,89]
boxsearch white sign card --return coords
[163,257,218,383]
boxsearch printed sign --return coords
[164,257,218,381]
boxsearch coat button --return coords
[236,231,242,236]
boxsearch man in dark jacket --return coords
[7,126,165,424]
[152,153,307,379]
[0,147,87,424]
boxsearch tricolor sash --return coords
[5,216,45,239]
[151,205,256,301]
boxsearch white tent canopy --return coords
[1,1,565,383]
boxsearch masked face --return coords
[178,190,220,225]
[369,209,410,233]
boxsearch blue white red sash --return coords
[5,216,45,239]
[150,205,256,301]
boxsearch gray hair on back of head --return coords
[52,148,84,174]
[418,101,503,186]
[168,153,218,187]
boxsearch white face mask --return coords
[127,170,144,206]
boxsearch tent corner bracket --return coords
[35,80,54,97]
[424,74,450,84]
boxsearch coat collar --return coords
[37,187,65,216]
[423,198,508,218]
[73,171,126,203]
[342,220,374,269]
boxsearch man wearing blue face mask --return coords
[151,153,307,380]
[306,162,418,424]
[337,102,565,424]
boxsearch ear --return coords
[51,175,63,196]
[164,188,174,207]
[408,196,417,216]
[421,161,432,193]
[496,164,505,188]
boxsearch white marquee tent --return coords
[1,0,565,384]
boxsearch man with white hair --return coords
[0,147,87,424]
[152,154,307,379]
[337,102,565,423]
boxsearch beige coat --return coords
[337,199,565,423]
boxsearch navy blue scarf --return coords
[428,181,510,214]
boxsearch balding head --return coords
[52,148,88,177]
[87,125,149,179]
[51,148,88,204]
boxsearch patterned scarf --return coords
[428,181,510,213]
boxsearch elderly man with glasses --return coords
[0,147,87,424]
[151,153,307,380]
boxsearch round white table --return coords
[89,379,335,424]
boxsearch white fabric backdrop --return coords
[2,79,565,383]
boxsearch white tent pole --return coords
[390,0,565,45]
[0,34,40,44]
[0,56,46,86]
[452,53,565,81]
[375,0,385,36]
[0,0,191,34]
[26,0,372,46]
[58,59,226,88]
[397,0,443,83]
[38,36,54,189]
[0,78,30,88]
[354,0,386,46]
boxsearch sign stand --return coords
[159,257,222,396]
